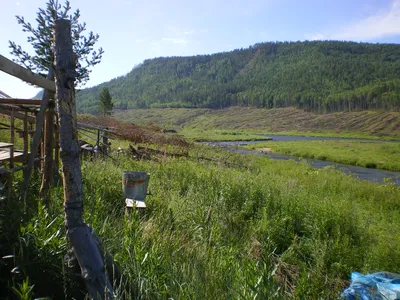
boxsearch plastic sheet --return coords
[341,272,400,300]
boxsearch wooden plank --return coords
[0,103,26,112]
[78,130,98,142]
[0,90,12,98]
[0,106,36,123]
[0,55,55,92]
[77,124,118,136]
[0,142,14,148]
[0,98,42,105]
[0,150,24,163]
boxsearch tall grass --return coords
[244,140,400,171]
[1,146,400,299]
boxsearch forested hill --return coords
[76,41,400,114]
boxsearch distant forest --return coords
[76,41,400,114]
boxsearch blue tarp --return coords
[341,272,400,300]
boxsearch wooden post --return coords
[54,115,60,172]
[23,112,28,179]
[40,130,44,172]
[23,112,28,162]
[40,93,55,203]
[9,108,15,170]
[54,19,113,300]
[96,129,100,157]
[8,107,15,196]
[102,128,108,155]
[22,80,50,202]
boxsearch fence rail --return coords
[0,55,55,92]
[0,98,42,105]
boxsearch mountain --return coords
[76,41,400,114]
[33,90,44,99]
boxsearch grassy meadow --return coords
[179,129,270,142]
[243,140,400,172]
[1,140,400,299]
[113,107,400,140]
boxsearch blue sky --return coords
[1,0,400,98]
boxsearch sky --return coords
[1,0,400,98]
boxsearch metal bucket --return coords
[122,171,150,201]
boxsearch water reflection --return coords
[204,136,400,186]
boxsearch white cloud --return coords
[334,0,400,40]
[146,25,208,52]
[307,0,400,41]
[162,38,188,46]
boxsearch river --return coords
[205,135,400,186]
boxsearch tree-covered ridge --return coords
[76,41,400,114]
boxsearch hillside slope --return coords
[77,41,400,114]
[113,107,400,139]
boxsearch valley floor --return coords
[113,107,400,140]
[1,111,399,299]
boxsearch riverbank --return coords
[242,140,400,172]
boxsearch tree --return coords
[9,3,115,298]
[98,87,113,115]
[9,0,103,86]
[10,0,104,201]
[54,20,113,298]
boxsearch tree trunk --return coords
[54,19,114,300]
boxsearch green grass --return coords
[113,107,400,140]
[261,130,400,141]
[243,140,400,171]
[2,144,400,299]
[0,118,27,150]
[180,128,270,142]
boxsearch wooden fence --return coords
[0,54,57,198]
[0,54,114,198]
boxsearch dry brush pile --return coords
[78,114,190,148]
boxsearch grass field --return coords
[113,107,400,140]
[1,140,400,299]
[179,128,270,142]
[1,110,399,298]
[243,140,400,172]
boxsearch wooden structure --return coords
[0,55,58,199]
[0,55,113,198]
[1,19,115,299]
[0,55,61,203]
[77,123,114,158]
[0,86,48,193]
